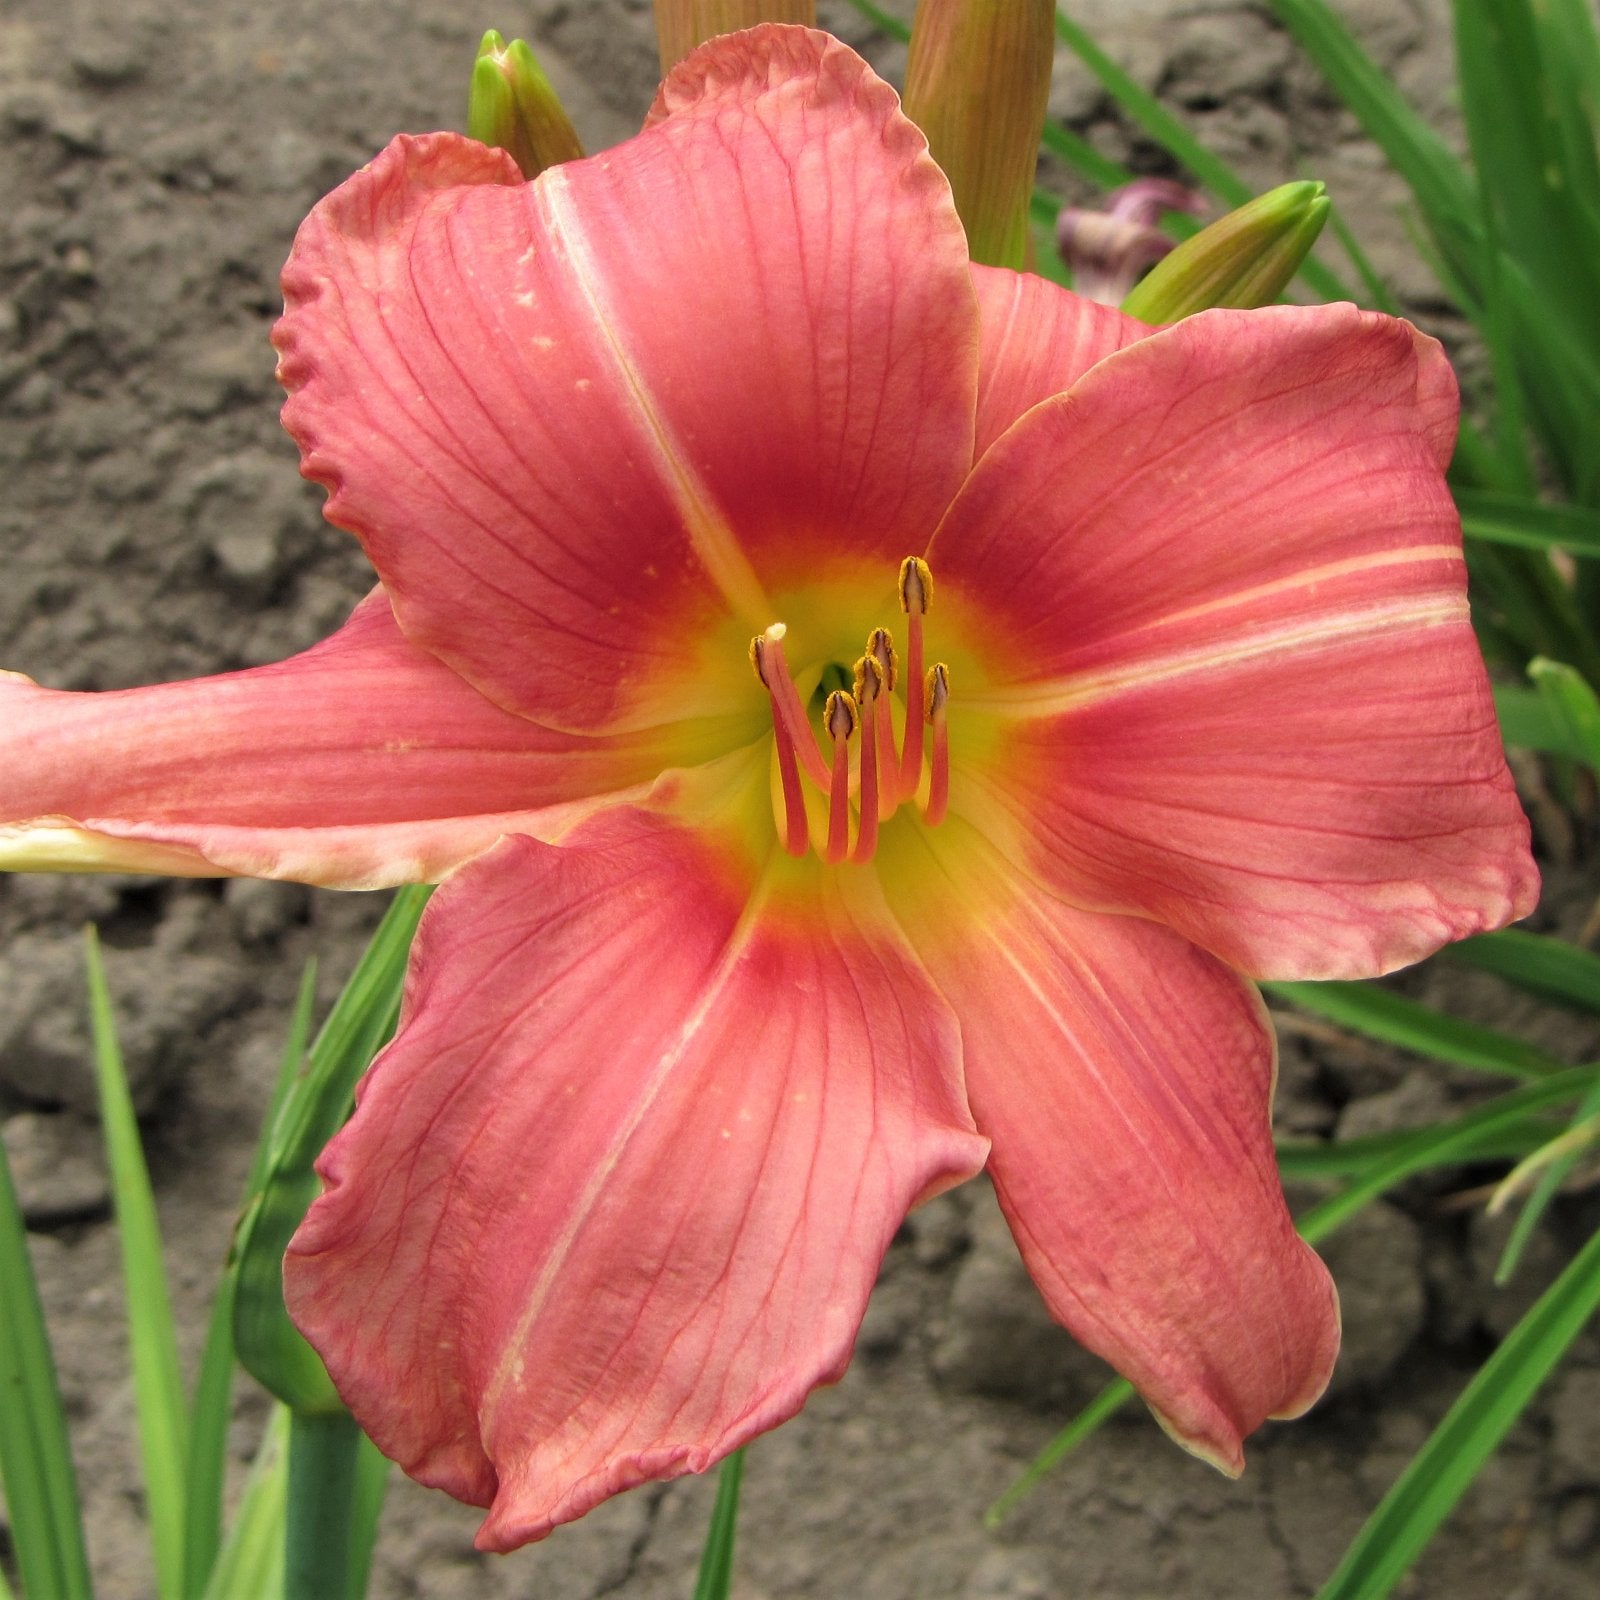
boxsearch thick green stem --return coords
[285,1411,361,1600]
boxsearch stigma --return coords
[748,557,951,865]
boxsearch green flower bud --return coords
[653,2,817,75]
[1120,181,1331,323]
[468,29,583,180]
[902,0,1054,270]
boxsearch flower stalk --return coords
[284,1411,362,1600]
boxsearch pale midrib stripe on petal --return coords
[971,586,1469,720]
[1143,544,1463,633]
[480,853,778,1423]
[537,170,773,630]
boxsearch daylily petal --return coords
[275,27,978,735]
[887,820,1338,1472]
[0,590,668,889]
[971,264,1149,457]
[284,808,986,1549]
[932,303,1537,978]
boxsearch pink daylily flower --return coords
[1056,176,1206,303]
[0,27,1537,1550]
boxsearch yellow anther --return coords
[898,555,933,616]
[825,689,859,742]
[866,626,898,692]
[852,653,883,707]
[925,661,950,719]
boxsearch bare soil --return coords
[2,2,1598,1596]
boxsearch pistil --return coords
[749,628,814,856]
[750,624,832,792]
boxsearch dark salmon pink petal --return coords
[971,264,1149,458]
[933,303,1537,978]
[275,28,977,735]
[0,591,665,888]
[890,824,1339,1471]
[284,810,986,1549]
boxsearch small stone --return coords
[225,878,310,944]
[966,1548,1053,1600]
[905,1189,968,1268]
[261,129,327,195]
[181,451,304,598]
[4,370,57,417]
[1165,13,1293,106]
[70,33,148,88]
[930,1182,1111,1403]
[1336,1068,1456,1143]
[1553,1490,1600,1556]
[213,528,281,586]
[1273,1035,1338,1138]
[2,1112,110,1225]
[48,104,104,156]
[856,1272,918,1360]
[1547,1368,1600,1489]
[0,924,248,1114]
[1318,1200,1426,1398]
[60,243,95,282]
[88,447,165,504]
[0,86,57,136]
[1469,1209,1573,1342]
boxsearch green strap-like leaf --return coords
[0,1126,93,1600]
[1456,491,1600,558]
[1315,1222,1600,1600]
[692,1448,746,1600]
[1263,980,1564,1081]
[181,959,319,1600]
[1529,658,1600,774]
[85,926,190,1600]
[233,887,429,1412]
[1445,928,1600,1014]
[1492,1075,1600,1285]
[1494,683,1586,759]
[201,1407,289,1600]
[1454,0,1600,359]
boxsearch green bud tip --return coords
[467,28,583,180]
[1120,180,1331,324]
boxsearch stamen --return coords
[924,663,951,827]
[824,690,858,865]
[866,627,899,822]
[897,557,933,800]
[851,655,884,863]
[750,623,832,792]
[866,626,899,692]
